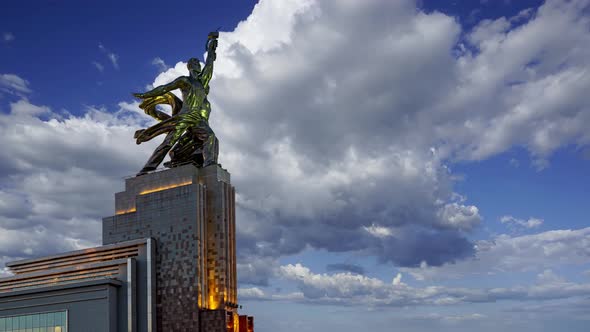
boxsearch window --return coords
[0,311,67,332]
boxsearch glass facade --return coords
[0,311,67,332]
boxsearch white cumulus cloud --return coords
[0,73,31,95]
[401,227,590,280]
[501,215,544,229]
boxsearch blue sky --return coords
[1,0,590,331]
[0,0,256,111]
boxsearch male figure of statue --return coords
[133,31,219,176]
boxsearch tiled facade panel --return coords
[104,182,205,331]
[200,168,237,311]
[198,184,208,309]
[199,309,227,332]
[199,166,237,311]
[230,186,237,305]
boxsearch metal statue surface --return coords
[133,31,219,176]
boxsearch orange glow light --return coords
[139,181,193,195]
[116,207,137,215]
[209,294,219,310]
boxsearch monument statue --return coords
[0,29,252,332]
[133,31,220,176]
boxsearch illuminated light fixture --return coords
[116,207,137,215]
[209,294,219,310]
[139,181,193,195]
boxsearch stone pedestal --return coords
[102,164,238,332]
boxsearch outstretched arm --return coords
[199,32,218,89]
[134,76,188,99]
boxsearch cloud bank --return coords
[0,2,589,323]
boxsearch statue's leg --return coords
[211,135,219,165]
[192,122,218,167]
[166,132,204,167]
[137,131,175,175]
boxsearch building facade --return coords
[0,238,154,331]
[0,164,253,332]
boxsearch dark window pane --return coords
[26,315,32,328]
[45,314,53,328]
[0,317,5,331]
[32,315,39,329]
[39,314,46,328]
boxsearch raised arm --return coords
[133,76,188,99]
[199,32,218,89]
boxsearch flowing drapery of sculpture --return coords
[133,31,219,176]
